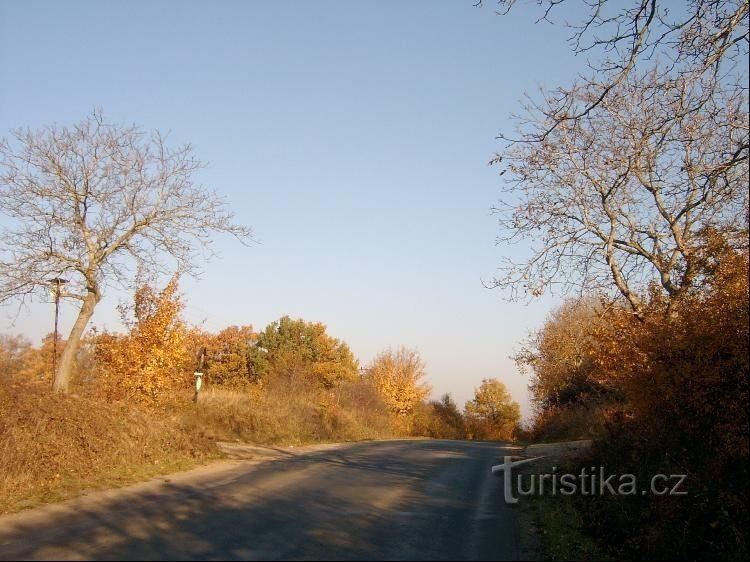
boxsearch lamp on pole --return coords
[48,277,67,385]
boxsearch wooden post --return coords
[193,347,206,402]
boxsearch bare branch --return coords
[487,0,749,140]
[491,68,748,312]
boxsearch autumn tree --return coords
[0,334,34,379]
[366,347,431,429]
[94,277,192,404]
[194,325,255,388]
[248,316,358,388]
[434,393,464,428]
[483,5,748,550]
[0,333,67,384]
[0,111,252,392]
[487,1,748,313]
[571,238,749,559]
[464,378,520,440]
[426,393,466,439]
[514,298,620,410]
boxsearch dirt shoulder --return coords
[515,440,594,561]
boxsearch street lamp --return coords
[48,277,67,385]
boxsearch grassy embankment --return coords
[0,378,393,515]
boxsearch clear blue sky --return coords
[0,0,585,417]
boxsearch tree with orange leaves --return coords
[194,325,255,388]
[94,277,192,404]
[365,347,431,431]
[464,378,520,441]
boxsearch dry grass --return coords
[180,379,394,446]
[0,376,217,514]
[1,373,398,514]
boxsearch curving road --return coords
[0,440,520,561]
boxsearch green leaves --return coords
[248,316,358,388]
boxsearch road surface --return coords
[0,439,520,561]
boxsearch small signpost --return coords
[193,347,206,402]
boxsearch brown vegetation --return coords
[0,376,215,514]
[464,378,520,440]
[0,279,519,514]
[519,242,749,559]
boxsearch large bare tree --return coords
[483,0,749,140]
[0,111,252,392]
[492,70,748,312]
[486,0,749,313]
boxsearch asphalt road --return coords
[0,439,520,561]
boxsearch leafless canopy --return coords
[484,0,749,139]
[0,110,252,306]
[486,1,749,313]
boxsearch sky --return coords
[0,0,587,418]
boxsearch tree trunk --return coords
[53,288,100,393]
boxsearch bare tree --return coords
[482,0,749,140]
[0,111,252,392]
[491,69,748,313]
[486,0,749,313]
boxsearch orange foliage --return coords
[516,297,620,411]
[464,378,520,440]
[571,240,748,559]
[0,333,70,385]
[192,325,255,388]
[366,347,431,431]
[519,230,749,557]
[94,277,193,404]
[594,244,749,461]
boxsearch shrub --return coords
[582,246,749,560]
[93,278,193,405]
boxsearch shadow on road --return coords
[0,440,517,561]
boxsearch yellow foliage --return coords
[464,378,520,441]
[191,325,255,388]
[366,347,431,431]
[94,277,192,405]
